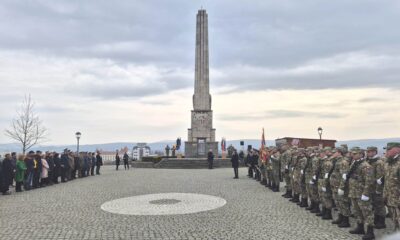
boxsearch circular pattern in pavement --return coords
[101,193,227,216]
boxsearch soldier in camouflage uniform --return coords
[346,147,375,240]
[280,144,293,198]
[290,149,301,203]
[270,148,281,192]
[331,147,351,227]
[319,147,334,220]
[305,147,317,211]
[336,146,352,228]
[366,146,386,229]
[308,147,321,213]
[297,148,309,207]
[383,142,400,231]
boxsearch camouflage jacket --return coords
[338,157,351,193]
[329,157,341,190]
[305,155,314,182]
[321,157,333,190]
[311,156,321,181]
[348,159,374,198]
[271,154,280,171]
[280,150,292,172]
[294,156,307,181]
[384,155,400,207]
[367,156,385,194]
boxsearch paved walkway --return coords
[0,167,396,239]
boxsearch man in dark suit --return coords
[231,150,239,179]
[207,149,214,169]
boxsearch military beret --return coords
[366,146,378,152]
[385,142,400,150]
[28,151,35,154]
[350,147,362,154]
[340,144,348,150]
[323,147,332,151]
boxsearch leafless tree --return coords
[5,95,48,154]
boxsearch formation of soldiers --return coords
[246,142,400,240]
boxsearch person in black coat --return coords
[96,152,103,175]
[123,152,129,170]
[24,152,35,190]
[0,157,10,195]
[53,153,61,183]
[207,149,214,169]
[115,150,120,171]
[2,154,14,188]
[60,150,69,182]
[231,150,239,179]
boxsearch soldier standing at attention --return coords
[347,147,375,240]
[289,149,300,203]
[336,146,352,228]
[280,144,293,198]
[316,147,330,218]
[319,147,334,220]
[309,147,321,214]
[366,146,386,229]
[297,148,309,208]
[383,142,400,231]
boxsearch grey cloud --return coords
[218,110,346,121]
[358,97,387,103]
[0,0,400,98]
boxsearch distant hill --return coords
[1,138,399,154]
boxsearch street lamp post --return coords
[75,132,81,154]
[317,127,323,140]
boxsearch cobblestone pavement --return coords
[0,167,396,239]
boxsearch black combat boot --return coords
[349,223,365,235]
[338,216,350,228]
[322,208,332,220]
[374,215,386,229]
[285,191,293,199]
[282,189,290,198]
[311,203,321,213]
[300,198,308,207]
[316,206,326,216]
[291,194,300,203]
[332,213,343,224]
[306,201,314,211]
[362,225,375,240]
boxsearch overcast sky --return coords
[1,0,400,145]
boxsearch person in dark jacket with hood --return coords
[231,150,239,179]
[0,157,10,195]
[2,153,14,188]
[24,151,35,190]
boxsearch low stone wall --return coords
[132,158,232,169]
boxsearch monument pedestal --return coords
[185,141,218,158]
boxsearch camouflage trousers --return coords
[333,190,351,217]
[388,206,400,230]
[283,172,292,191]
[292,173,301,194]
[267,169,273,184]
[300,181,307,198]
[351,198,374,226]
[372,193,386,217]
[307,181,319,202]
[261,168,267,181]
[318,182,332,209]
[272,170,280,186]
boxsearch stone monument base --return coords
[184,141,218,158]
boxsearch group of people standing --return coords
[0,149,103,195]
[115,150,130,170]
[246,142,400,240]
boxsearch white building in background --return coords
[132,143,151,161]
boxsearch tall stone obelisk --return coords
[185,9,218,158]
